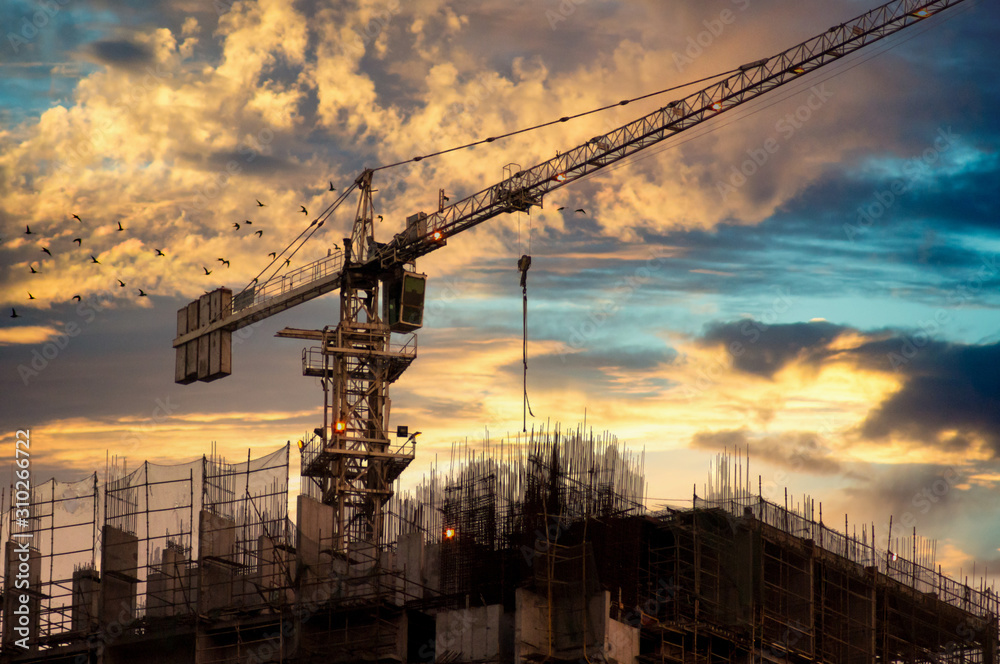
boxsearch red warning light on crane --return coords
[554,172,568,183]
[444,528,455,539]
[334,421,346,433]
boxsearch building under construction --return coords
[1,428,997,664]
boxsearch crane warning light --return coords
[911,9,933,17]
[432,230,444,242]
[711,102,724,112]
[554,172,568,183]
[334,421,346,433]
[791,66,806,75]
[444,528,455,539]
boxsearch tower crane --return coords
[172,0,967,552]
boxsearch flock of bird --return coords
[8,188,586,320]
[8,198,296,319]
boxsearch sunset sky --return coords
[1,0,998,588]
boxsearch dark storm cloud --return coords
[851,339,1000,454]
[697,319,848,378]
[692,318,1000,455]
[86,39,154,68]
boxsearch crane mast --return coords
[171,0,967,553]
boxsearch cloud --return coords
[85,39,155,69]
[0,325,61,346]
[691,427,842,474]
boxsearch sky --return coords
[1,0,998,590]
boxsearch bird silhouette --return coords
[244,219,252,225]
[300,206,308,215]
[268,252,276,259]
[232,222,240,230]
[41,247,52,256]
[155,249,165,256]
[72,295,81,302]
[256,199,265,207]
[254,230,263,237]
[28,292,35,300]
[25,225,32,234]
[90,255,100,264]
[329,181,335,191]
[10,308,20,318]
[285,258,291,267]
[218,258,230,267]
[557,206,565,211]
[72,214,82,222]
[575,208,586,214]
[203,267,212,275]
[138,289,148,297]
[29,265,38,274]
[73,238,82,245]
[117,221,125,232]
[377,215,383,222]
[117,279,126,288]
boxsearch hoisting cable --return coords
[370,68,739,173]
[518,253,534,432]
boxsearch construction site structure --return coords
[0,429,997,663]
[170,0,971,562]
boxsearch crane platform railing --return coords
[232,249,345,315]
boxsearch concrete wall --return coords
[71,568,100,632]
[436,604,508,663]
[100,525,138,627]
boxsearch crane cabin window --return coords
[383,272,426,332]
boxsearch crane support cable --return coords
[237,181,359,298]
[371,69,739,174]
[371,0,968,268]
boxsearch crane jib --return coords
[172,0,965,384]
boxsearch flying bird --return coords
[117,279,126,288]
[138,289,148,297]
[155,249,165,256]
[268,252,276,259]
[285,258,291,267]
[256,199,265,207]
[41,247,52,256]
[72,214,82,222]
[72,295,81,302]
[218,258,230,268]
[28,292,35,300]
[232,222,240,230]
[25,225,32,235]
[117,221,125,232]
[73,238,82,245]
[329,181,335,191]
[203,267,212,275]
[90,255,100,264]
[10,308,20,319]
[254,230,263,237]
[574,208,587,215]
[244,219,252,225]
[557,206,565,211]
[300,206,308,215]
[29,265,38,274]
[377,215,383,222]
